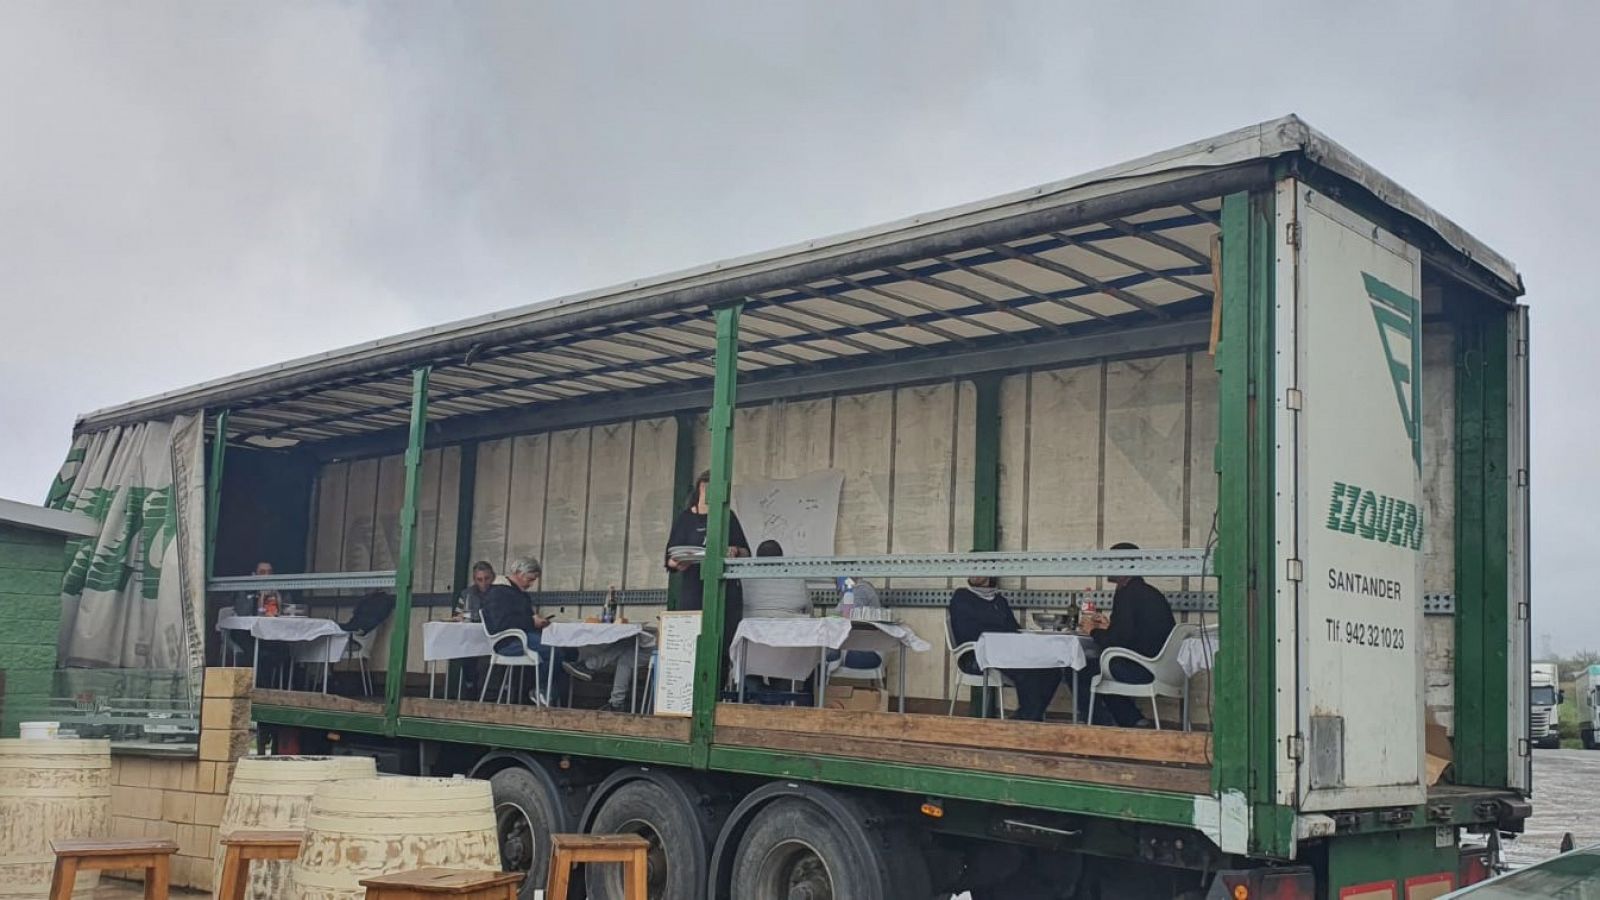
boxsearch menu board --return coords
[652,611,702,717]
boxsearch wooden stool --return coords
[48,838,178,900]
[545,833,649,900]
[360,867,524,899]
[216,830,305,900]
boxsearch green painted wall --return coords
[0,524,66,737]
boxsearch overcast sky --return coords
[2,3,1595,650]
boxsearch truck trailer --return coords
[1575,665,1600,750]
[1529,662,1561,749]
[59,116,1531,898]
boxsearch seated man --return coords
[226,560,288,678]
[566,638,641,714]
[948,576,1060,721]
[453,561,495,621]
[1077,541,1177,726]
[741,540,811,618]
[481,556,559,703]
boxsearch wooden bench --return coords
[216,830,305,900]
[360,867,524,899]
[48,838,178,900]
[545,834,649,900]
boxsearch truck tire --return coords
[489,766,565,900]
[1582,727,1595,750]
[729,796,894,900]
[586,778,709,900]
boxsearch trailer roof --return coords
[75,115,1521,443]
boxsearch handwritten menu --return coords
[653,611,702,717]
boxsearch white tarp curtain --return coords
[47,415,206,696]
[732,469,844,558]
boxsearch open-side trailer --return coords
[69,116,1531,898]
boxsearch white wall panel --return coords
[470,438,514,572]
[542,427,592,591]
[996,374,1029,567]
[891,384,955,588]
[1024,364,1102,589]
[504,433,550,572]
[410,448,443,594]
[311,461,349,572]
[831,390,894,555]
[1103,356,1188,591]
[370,454,405,572]
[1421,324,1456,594]
[626,418,677,590]
[771,398,834,479]
[432,446,462,593]
[583,422,634,590]
[340,458,380,573]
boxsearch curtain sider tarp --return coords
[48,415,206,699]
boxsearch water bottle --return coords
[836,577,856,619]
[601,585,617,624]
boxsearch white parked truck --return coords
[1530,662,1562,749]
[1576,665,1600,750]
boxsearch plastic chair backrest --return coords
[1147,623,1202,684]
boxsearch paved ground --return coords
[94,879,207,898]
[1503,747,1600,867]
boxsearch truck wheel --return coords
[489,767,564,899]
[729,797,892,900]
[1582,727,1595,750]
[587,778,709,900]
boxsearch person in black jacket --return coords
[665,470,751,676]
[1077,542,1177,726]
[948,576,1061,721]
[481,556,559,703]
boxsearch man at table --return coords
[481,556,559,704]
[226,561,288,677]
[453,561,495,621]
[565,636,640,714]
[740,540,882,690]
[1078,542,1177,727]
[948,576,1060,721]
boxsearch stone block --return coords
[202,667,254,699]
[162,789,196,825]
[194,792,226,827]
[199,727,251,761]
[200,696,251,731]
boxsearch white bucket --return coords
[17,722,59,740]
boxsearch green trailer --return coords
[70,116,1530,899]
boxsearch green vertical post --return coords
[668,411,699,611]
[205,409,230,579]
[690,303,741,767]
[1214,190,1290,856]
[385,366,431,734]
[452,441,479,596]
[1454,301,1511,786]
[971,375,1001,552]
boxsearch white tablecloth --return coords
[423,621,493,661]
[733,617,927,681]
[974,632,1091,672]
[219,614,350,662]
[541,622,647,648]
[1177,628,1220,678]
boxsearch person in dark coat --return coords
[948,576,1061,721]
[481,556,560,703]
[1077,541,1177,726]
[665,470,751,675]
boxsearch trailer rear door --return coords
[1284,181,1428,812]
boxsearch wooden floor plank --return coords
[401,697,691,742]
[714,703,1211,766]
[251,689,384,715]
[714,726,1211,795]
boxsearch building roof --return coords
[72,115,1521,443]
[0,497,98,539]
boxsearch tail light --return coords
[1459,846,1493,886]
[1206,867,1316,900]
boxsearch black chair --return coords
[340,591,395,696]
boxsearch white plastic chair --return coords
[480,622,546,706]
[1088,623,1200,730]
[944,618,1008,720]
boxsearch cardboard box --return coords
[824,685,888,712]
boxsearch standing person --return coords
[451,561,495,697]
[1077,541,1177,727]
[664,470,751,668]
[947,576,1060,721]
[481,557,558,704]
